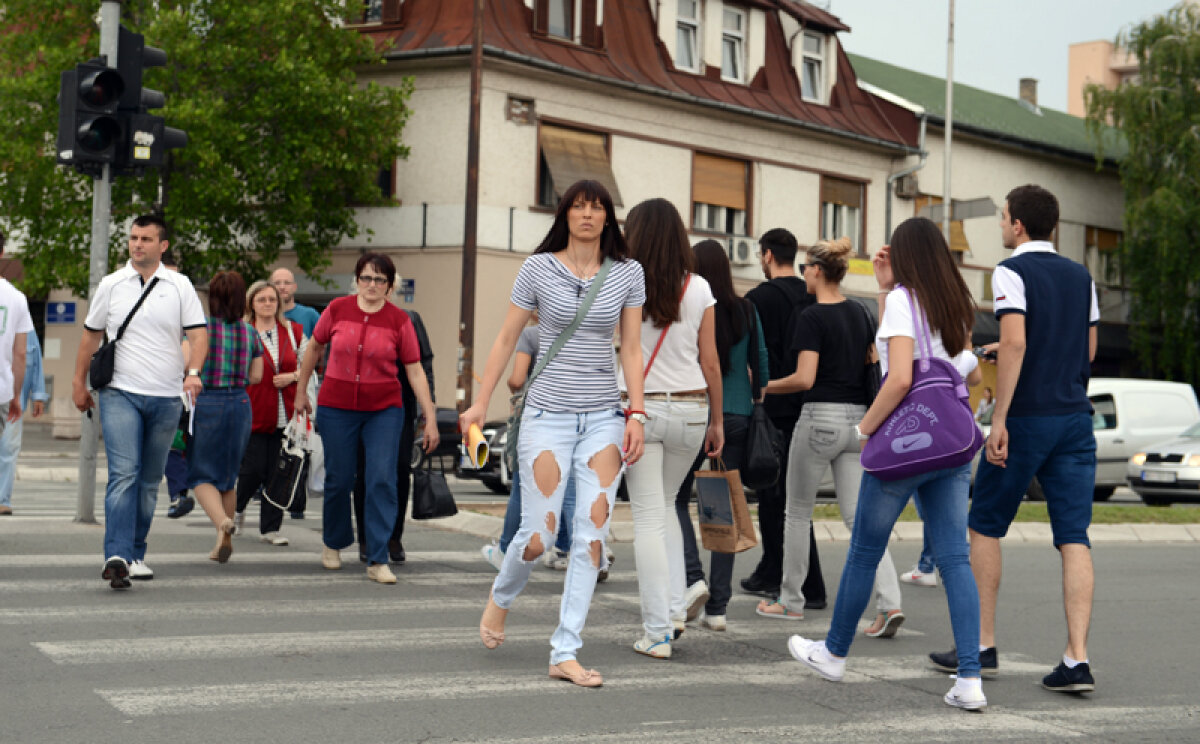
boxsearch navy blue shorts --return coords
[970,412,1096,547]
[187,389,253,492]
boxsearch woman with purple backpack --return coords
[787,217,987,712]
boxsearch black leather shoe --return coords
[739,575,780,598]
[388,539,406,564]
[358,550,368,564]
[804,599,828,610]
[930,646,998,678]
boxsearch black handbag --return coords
[740,305,783,490]
[854,299,882,405]
[412,460,457,519]
[89,276,160,390]
[263,417,309,511]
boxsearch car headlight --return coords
[1189,454,1200,467]
[1131,453,1146,466]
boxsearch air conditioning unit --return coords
[728,238,755,266]
[895,174,919,199]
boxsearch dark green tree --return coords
[1087,4,1200,384]
[0,0,412,296]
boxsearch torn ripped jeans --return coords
[491,406,626,665]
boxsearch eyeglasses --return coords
[357,275,388,286]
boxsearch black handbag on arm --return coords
[89,276,160,390]
[739,303,784,490]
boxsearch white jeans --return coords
[625,397,709,639]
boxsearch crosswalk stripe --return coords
[0,550,513,568]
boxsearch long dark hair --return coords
[693,239,750,374]
[889,217,976,354]
[533,180,628,260]
[625,198,693,328]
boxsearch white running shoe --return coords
[480,542,505,572]
[633,633,672,659]
[787,635,845,682]
[543,547,569,570]
[233,512,246,535]
[944,680,988,711]
[128,560,154,580]
[260,532,289,546]
[683,579,711,622]
[900,566,938,587]
[700,612,727,631]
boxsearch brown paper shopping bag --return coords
[695,459,758,554]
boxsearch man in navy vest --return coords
[929,184,1099,693]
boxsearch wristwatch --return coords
[186,369,201,377]
[627,412,649,425]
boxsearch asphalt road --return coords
[1,482,1198,744]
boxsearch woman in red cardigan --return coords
[234,280,307,545]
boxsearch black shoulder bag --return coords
[89,277,161,390]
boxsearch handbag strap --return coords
[899,286,934,372]
[643,274,692,378]
[522,256,614,394]
[114,276,161,341]
[746,301,764,393]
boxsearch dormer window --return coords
[721,8,746,82]
[548,0,574,39]
[676,0,701,72]
[347,0,403,25]
[801,31,824,102]
[535,0,604,48]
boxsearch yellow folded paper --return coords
[464,423,489,470]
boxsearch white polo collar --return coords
[1010,240,1056,258]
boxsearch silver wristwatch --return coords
[628,412,649,425]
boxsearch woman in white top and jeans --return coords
[460,180,646,688]
[621,199,723,660]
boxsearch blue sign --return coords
[400,278,415,303]
[46,302,76,324]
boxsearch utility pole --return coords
[942,0,955,242]
[456,0,483,412]
[74,0,122,523]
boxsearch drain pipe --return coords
[860,81,929,241]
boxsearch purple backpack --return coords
[860,287,984,481]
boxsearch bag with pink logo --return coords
[860,287,984,481]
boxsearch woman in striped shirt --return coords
[460,180,646,688]
[188,271,263,564]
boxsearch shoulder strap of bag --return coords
[114,276,161,341]
[900,285,934,372]
[643,274,692,378]
[747,300,764,393]
[524,256,614,391]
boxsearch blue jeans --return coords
[914,498,935,574]
[493,406,625,665]
[317,405,403,564]
[99,388,184,562]
[500,469,574,554]
[825,463,981,678]
[0,414,20,507]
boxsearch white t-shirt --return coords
[877,287,971,377]
[84,262,207,398]
[620,273,716,393]
[0,278,34,404]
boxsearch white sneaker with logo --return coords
[788,635,845,682]
[128,560,154,580]
[900,565,938,587]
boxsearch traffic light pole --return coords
[74,0,121,524]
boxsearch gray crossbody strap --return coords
[522,256,613,392]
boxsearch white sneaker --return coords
[233,512,246,535]
[633,633,672,659]
[787,635,845,682]
[260,532,289,546]
[900,565,938,587]
[481,542,505,572]
[128,560,154,580]
[700,612,727,631]
[543,547,569,570]
[683,579,711,622]
[944,680,988,711]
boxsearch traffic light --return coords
[56,60,126,170]
[115,25,187,172]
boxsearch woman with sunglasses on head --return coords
[460,180,645,688]
[788,217,987,711]
[294,253,439,584]
[759,237,904,638]
[620,199,724,660]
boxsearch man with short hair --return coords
[929,184,1100,692]
[0,230,33,516]
[270,268,320,338]
[741,228,826,607]
[73,215,208,588]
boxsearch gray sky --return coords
[831,0,1179,112]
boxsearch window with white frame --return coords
[1085,226,1123,288]
[820,176,864,255]
[721,7,746,82]
[801,31,824,102]
[692,152,749,235]
[676,0,701,72]
[547,0,574,39]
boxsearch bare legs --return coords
[194,482,236,562]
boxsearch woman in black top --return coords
[756,237,904,639]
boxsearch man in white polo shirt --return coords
[72,215,208,589]
[0,229,34,516]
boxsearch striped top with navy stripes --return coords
[511,252,645,412]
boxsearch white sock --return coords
[954,677,983,693]
[979,644,990,653]
[1063,654,1086,668]
[818,642,846,665]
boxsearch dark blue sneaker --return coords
[930,646,998,678]
[166,494,194,519]
[1042,661,1095,692]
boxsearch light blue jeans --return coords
[99,388,183,562]
[0,410,19,507]
[500,470,575,555]
[492,405,625,665]
[825,463,981,678]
